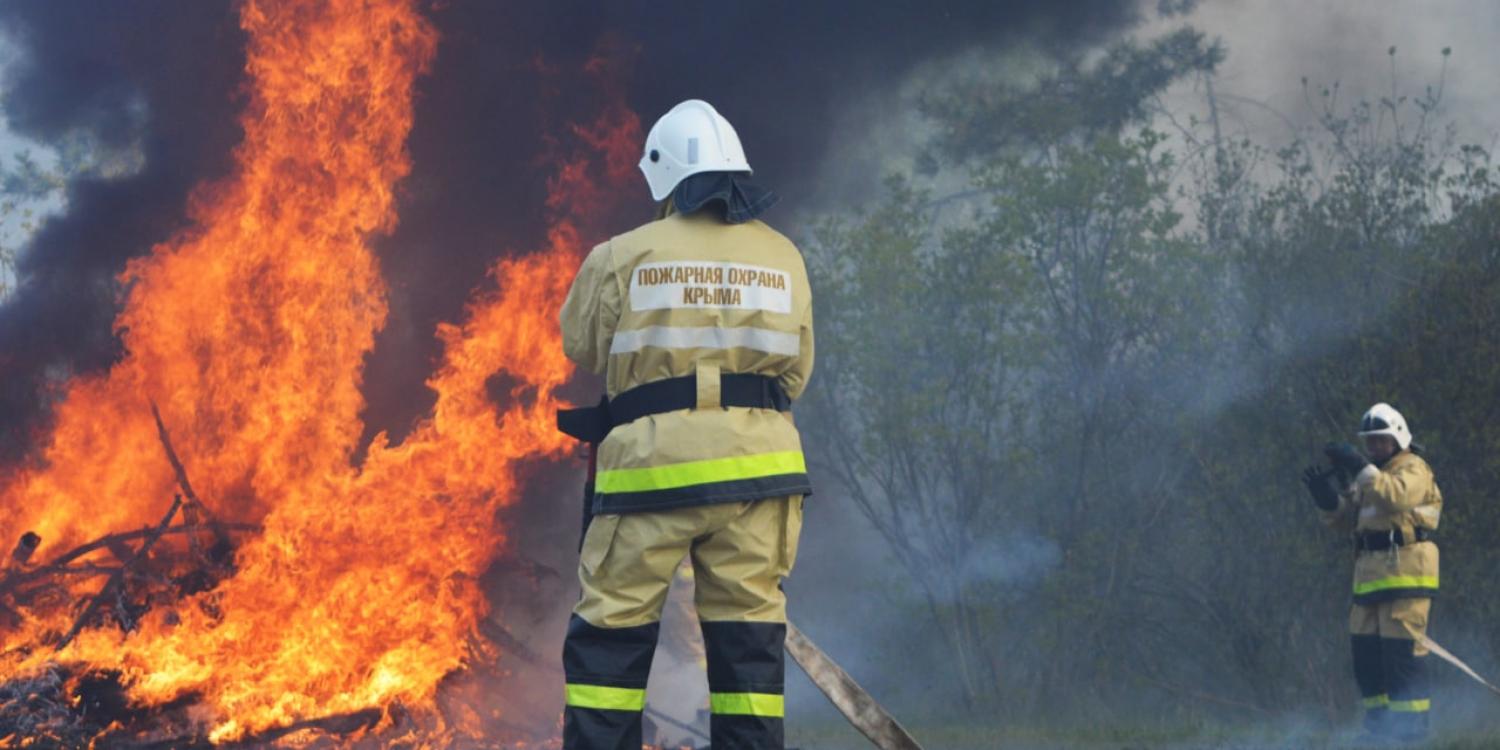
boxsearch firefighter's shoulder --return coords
[1387,450,1434,475]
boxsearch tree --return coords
[801,28,1222,714]
[803,175,1041,708]
[1161,50,1499,720]
[803,23,1500,733]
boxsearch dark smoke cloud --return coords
[0,0,1141,457]
[0,1,245,459]
[368,0,1142,444]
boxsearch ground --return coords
[785,723,1500,749]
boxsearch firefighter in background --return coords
[1303,403,1442,742]
[558,99,813,749]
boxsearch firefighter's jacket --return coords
[1322,450,1442,604]
[560,209,814,514]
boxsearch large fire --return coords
[0,0,639,744]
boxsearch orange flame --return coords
[0,0,641,743]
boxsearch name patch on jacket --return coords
[630,261,792,313]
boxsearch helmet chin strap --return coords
[653,196,676,221]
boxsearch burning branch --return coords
[148,402,209,517]
[54,494,184,653]
[149,401,232,564]
[1,405,254,651]
[0,534,42,627]
[0,525,257,606]
[40,524,256,572]
[7,534,38,568]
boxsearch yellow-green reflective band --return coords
[710,692,785,717]
[1362,694,1390,709]
[1389,698,1431,713]
[565,684,646,711]
[596,451,806,493]
[1353,575,1439,596]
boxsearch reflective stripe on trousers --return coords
[1350,598,1431,740]
[562,621,790,749]
[563,498,801,749]
[563,616,658,749]
[704,621,787,746]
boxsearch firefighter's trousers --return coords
[1350,597,1431,740]
[562,495,803,750]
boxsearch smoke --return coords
[1138,0,1500,428]
[0,5,1143,732]
[22,0,1495,743]
[961,533,1062,588]
[361,0,1144,448]
[1137,0,1500,149]
[768,0,1500,741]
[794,0,1500,428]
[0,0,1144,454]
[0,2,245,459]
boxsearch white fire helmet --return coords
[638,99,752,202]
[1358,402,1412,451]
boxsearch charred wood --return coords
[54,494,183,653]
[231,707,383,747]
[477,617,547,667]
[0,525,256,617]
[101,707,384,750]
[45,522,258,570]
[150,402,235,567]
[7,533,38,567]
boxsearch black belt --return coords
[556,373,790,444]
[1356,527,1434,552]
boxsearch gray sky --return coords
[1128,0,1500,239]
[1144,0,1500,149]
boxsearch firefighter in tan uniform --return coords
[1304,403,1441,742]
[557,99,812,749]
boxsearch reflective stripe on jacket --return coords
[1322,450,1442,604]
[560,209,814,513]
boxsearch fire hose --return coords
[639,624,924,750]
[785,620,925,750]
[1418,635,1500,697]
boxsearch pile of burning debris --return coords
[0,407,379,747]
[0,664,382,748]
[0,0,639,745]
[0,404,546,748]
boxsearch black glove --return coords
[1332,466,1351,488]
[1302,465,1341,511]
[1324,442,1371,476]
